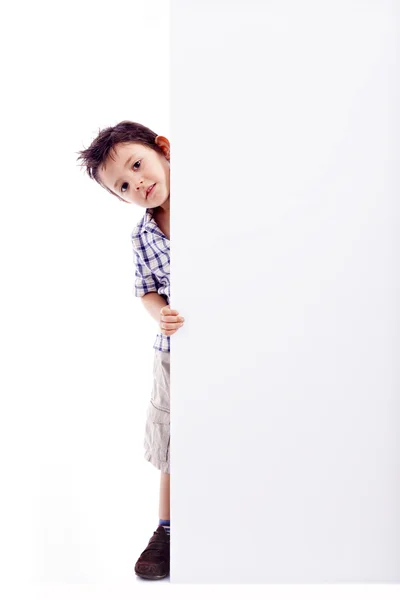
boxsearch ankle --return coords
[159,519,170,537]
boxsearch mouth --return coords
[146,184,156,199]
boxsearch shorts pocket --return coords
[145,402,170,463]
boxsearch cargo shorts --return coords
[144,349,170,474]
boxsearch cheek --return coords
[160,165,170,182]
[99,176,116,197]
[98,162,118,189]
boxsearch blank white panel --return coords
[171,0,399,583]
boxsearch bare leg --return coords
[159,471,170,520]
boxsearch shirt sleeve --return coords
[132,246,159,297]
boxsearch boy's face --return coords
[98,137,170,208]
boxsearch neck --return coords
[155,197,170,216]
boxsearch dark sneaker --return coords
[134,525,170,580]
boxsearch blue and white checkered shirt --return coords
[131,206,170,353]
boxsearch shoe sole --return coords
[134,568,169,580]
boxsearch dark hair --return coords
[76,120,163,200]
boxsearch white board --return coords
[171,0,400,583]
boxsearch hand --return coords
[159,305,185,336]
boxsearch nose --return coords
[136,180,145,194]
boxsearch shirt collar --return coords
[143,206,161,235]
[144,206,154,226]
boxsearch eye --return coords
[120,160,141,193]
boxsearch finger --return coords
[163,318,184,326]
[160,306,179,315]
[162,321,184,333]
[161,322,183,330]
[161,315,184,322]
[161,327,177,335]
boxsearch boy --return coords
[77,120,184,580]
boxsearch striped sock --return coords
[159,519,170,537]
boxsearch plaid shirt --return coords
[131,206,171,352]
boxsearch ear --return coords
[155,135,170,160]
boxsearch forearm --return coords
[141,292,168,323]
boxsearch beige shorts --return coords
[144,349,170,474]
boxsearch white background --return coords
[0,0,399,597]
[0,0,172,592]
